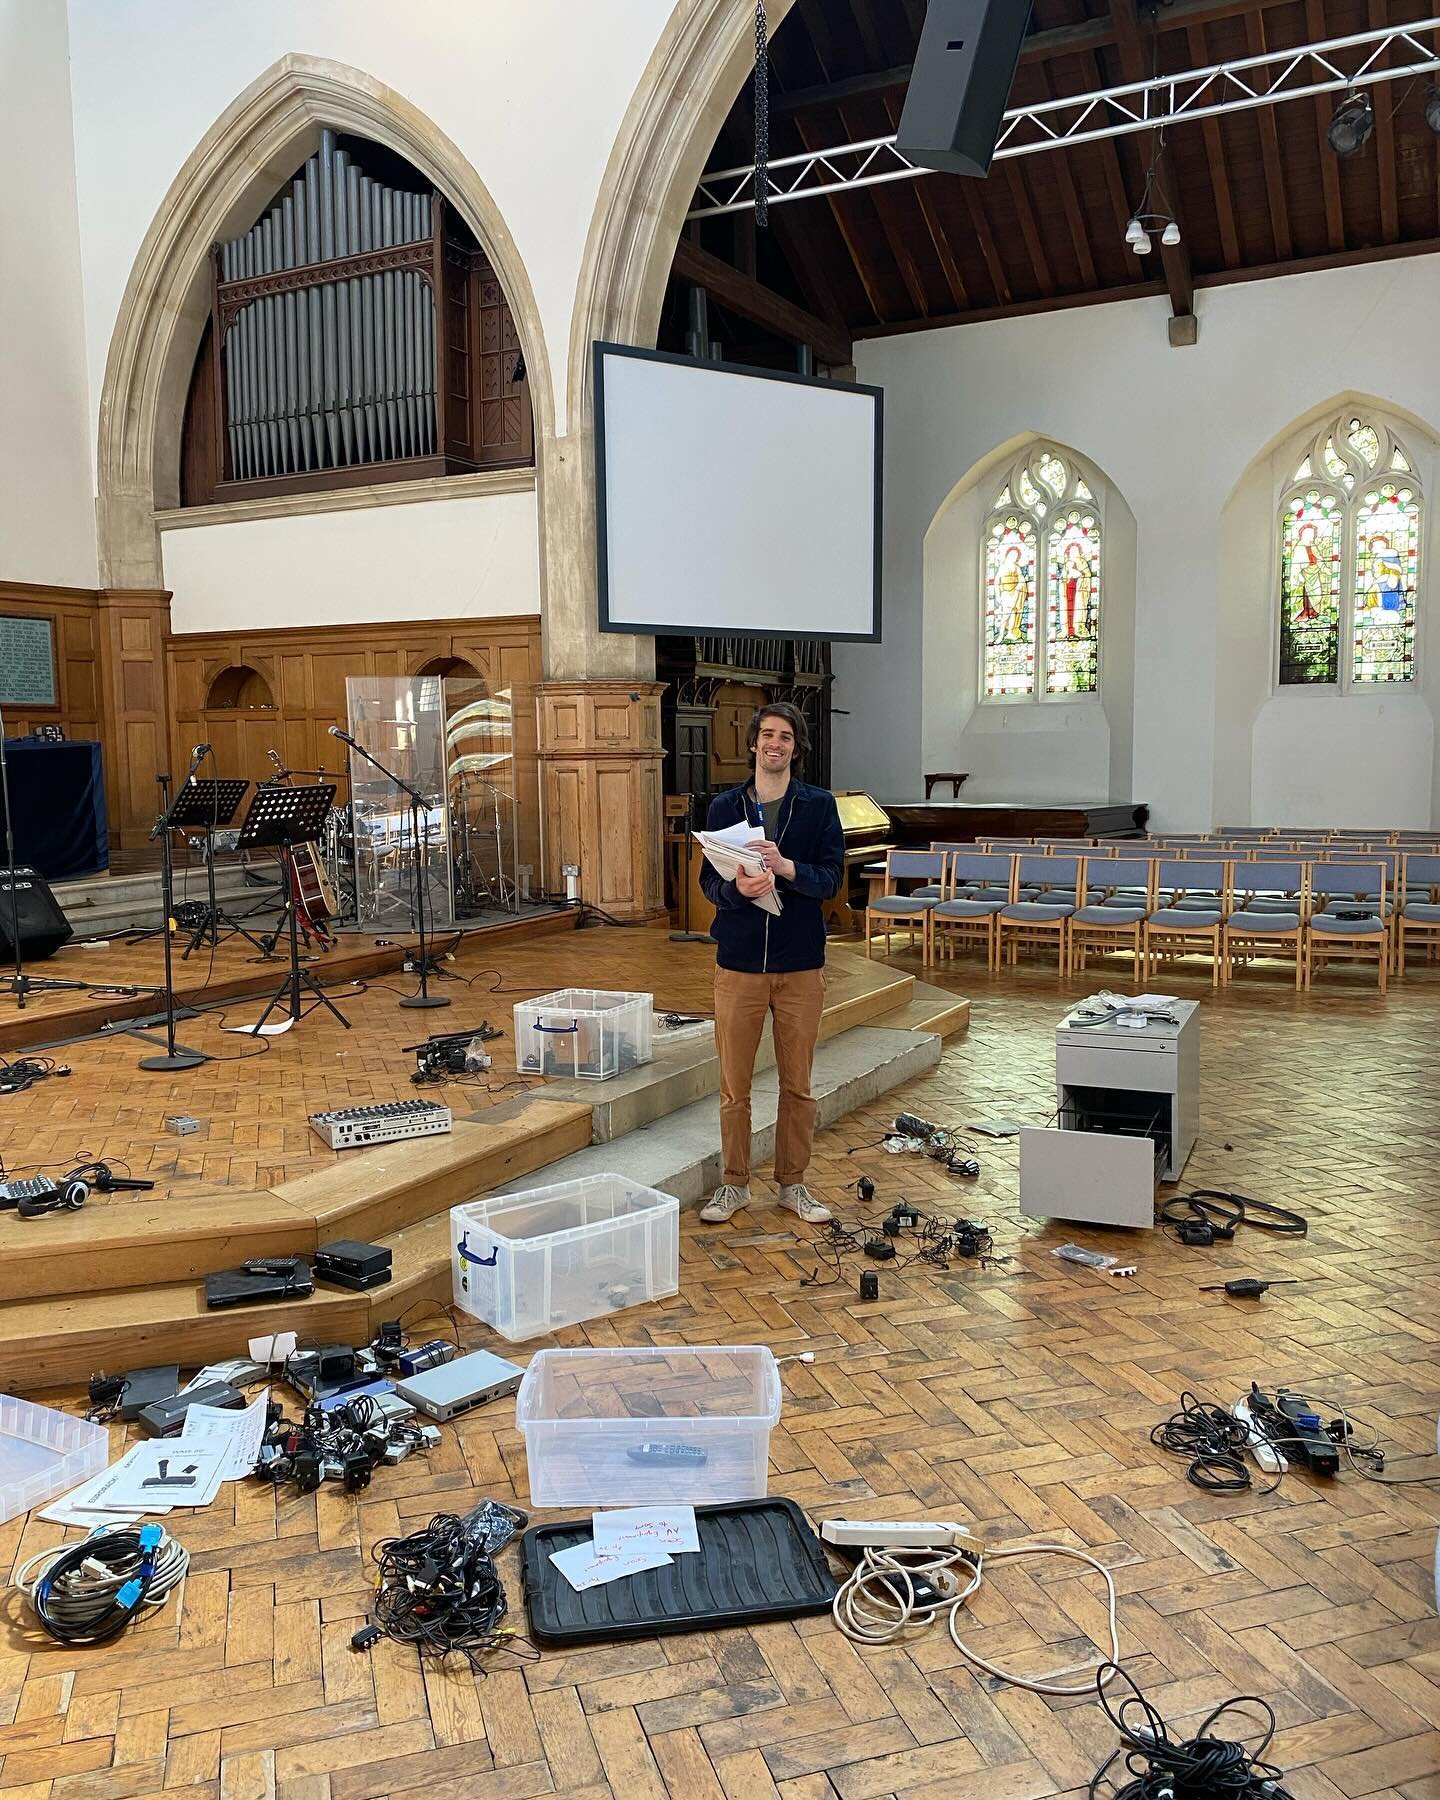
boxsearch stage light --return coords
[1327,91,1375,157]
[1161,221,1182,247]
[1131,231,1153,256]
[1426,85,1440,136]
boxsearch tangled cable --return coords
[1150,1390,1260,1493]
[1159,1189,1307,1244]
[832,1538,1121,1697]
[1089,1661,1292,1797]
[15,1524,188,1645]
[369,1502,531,1673]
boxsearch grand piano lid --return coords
[834,791,891,834]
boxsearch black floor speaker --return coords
[0,868,74,962]
[895,0,1034,179]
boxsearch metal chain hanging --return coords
[753,1,770,227]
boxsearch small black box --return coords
[205,1262,314,1309]
[314,1239,392,1291]
[118,1365,181,1422]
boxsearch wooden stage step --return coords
[4,939,969,1390]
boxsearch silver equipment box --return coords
[308,1098,452,1150]
[392,1348,524,1421]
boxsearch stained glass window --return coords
[984,514,1038,697]
[1277,414,1421,690]
[1045,510,1100,695]
[982,447,1103,702]
[1279,490,1343,685]
[1352,482,1419,683]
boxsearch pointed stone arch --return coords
[96,52,552,589]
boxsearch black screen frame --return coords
[593,341,883,643]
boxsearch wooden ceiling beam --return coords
[878,93,969,311]
[1031,57,1098,291]
[1110,0,1194,320]
[670,237,853,366]
[1368,0,1400,243]
[1245,9,1293,260]
[770,0,1308,117]
[1186,23,1240,268]
[1305,0,1346,251]
[1004,164,1057,298]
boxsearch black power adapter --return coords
[859,1272,880,1301]
[863,1238,896,1261]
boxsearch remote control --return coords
[625,1442,708,1467]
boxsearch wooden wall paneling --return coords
[711,680,767,790]
[96,590,173,851]
[0,583,102,742]
[537,682,666,920]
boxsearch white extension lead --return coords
[831,1538,1122,1697]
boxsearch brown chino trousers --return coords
[714,965,826,1187]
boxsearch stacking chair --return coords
[930,852,1014,971]
[1068,856,1154,976]
[1304,861,1390,993]
[997,854,1082,975]
[1396,853,1440,976]
[865,850,944,961]
[1222,859,1306,989]
[1142,859,1228,987]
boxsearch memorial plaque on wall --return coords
[0,617,58,707]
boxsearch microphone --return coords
[185,743,210,781]
[328,726,358,748]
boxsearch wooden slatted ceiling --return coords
[679,0,1440,348]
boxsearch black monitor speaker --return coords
[895,0,1035,179]
[0,868,73,962]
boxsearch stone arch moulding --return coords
[535,0,798,682]
[1224,389,1440,510]
[96,52,554,591]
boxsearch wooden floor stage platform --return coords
[0,926,967,1387]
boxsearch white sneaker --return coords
[701,1183,750,1223]
[779,1184,832,1224]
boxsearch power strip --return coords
[821,1518,983,1551]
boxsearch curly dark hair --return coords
[746,701,810,770]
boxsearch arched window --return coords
[1278,413,1422,686]
[982,449,1100,700]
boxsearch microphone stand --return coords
[0,701,88,1009]
[332,732,449,1009]
[138,767,208,1071]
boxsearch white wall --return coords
[159,488,541,633]
[845,254,1440,829]
[64,0,676,449]
[0,0,97,585]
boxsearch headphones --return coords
[18,1178,89,1219]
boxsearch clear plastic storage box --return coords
[516,1345,781,1506]
[0,1395,109,1526]
[513,988,653,1081]
[451,1175,679,1342]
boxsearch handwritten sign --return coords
[0,617,57,707]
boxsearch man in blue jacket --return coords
[698,702,845,1226]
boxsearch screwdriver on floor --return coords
[1199,1278,1300,1299]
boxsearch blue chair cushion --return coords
[1072,904,1146,925]
[1310,913,1385,936]
[1403,901,1440,922]
[870,895,939,914]
[1227,909,1301,932]
[1148,908,1222,929]
[1002,901,1075,922]
[934,897,1007,918]
[912,884,943,899]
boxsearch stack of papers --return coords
[693,820,783,917]
[551,1505,702,1591]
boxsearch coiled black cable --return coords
[1089,1662,1293,1797]
[1150,1391,1254,1492]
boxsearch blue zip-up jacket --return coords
[700,779,845,973]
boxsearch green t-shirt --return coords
[761,796,783,843]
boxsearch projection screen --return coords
[594,343,882,641]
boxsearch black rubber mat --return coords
[519,1498,838,1645]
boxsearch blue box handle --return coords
[533,1019,579,1034]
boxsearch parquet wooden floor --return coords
[0,929,716,1203]
[3,946,1440,1798]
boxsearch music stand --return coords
[235,783,348,1035]
[164,779,259,958]
[137,774,211,1072]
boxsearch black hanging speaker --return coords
[0,868,73,962]
[896,0,1035,179]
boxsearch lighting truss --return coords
[688,18,1440,218]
